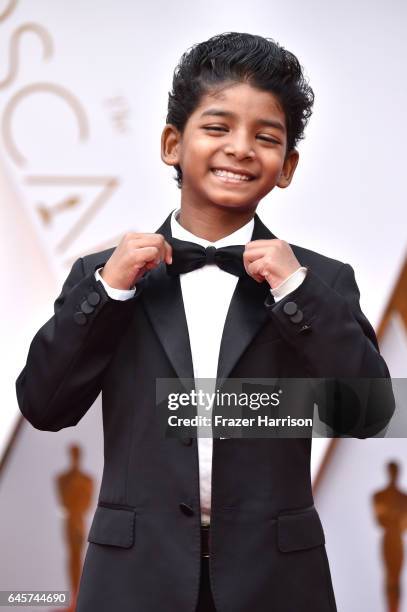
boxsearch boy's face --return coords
[161,81,299,214]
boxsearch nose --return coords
[223,130,255,159]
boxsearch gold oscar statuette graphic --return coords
[372,461,407,612]
[55,444,94,611]
[0,2,124,273]
[26,175,119,253]
[37,196,79,226]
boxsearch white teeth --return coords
[212,169,251,181]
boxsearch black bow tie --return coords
[166,238,246,277]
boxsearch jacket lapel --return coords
[141,211,194,381]
[216,214,277,385]
[141,210,277,384]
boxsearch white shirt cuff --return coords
[270,267,307,302]
[95,267,137,301]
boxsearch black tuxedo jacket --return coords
[15,211,393,612]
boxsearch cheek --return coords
[194,136,218,158]
[262,156,285,179]
[181,139,217,173]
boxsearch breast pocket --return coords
[87,504,136,548]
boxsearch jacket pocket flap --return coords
[277,507,325,552]
[88,505,135,548]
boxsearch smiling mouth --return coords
[210,168,256,184]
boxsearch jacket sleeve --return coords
[265,264,395,438]
[15,257,143,432]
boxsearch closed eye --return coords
[204,126,226,131]
[203,126,280,144]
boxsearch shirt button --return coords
[179,503,194,517]
[283,301,298,316]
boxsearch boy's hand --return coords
[243,239,301,288]
[100,233,172,290]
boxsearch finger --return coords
[123,233,170,264]
[244,246,270,261]
[247,258,263,276]
[246,258,268,283]
[135,264,149,276]
[127,237,165,264]
[163,240,173,265]
[245,239,279,249]
[150,234,170,263]
[133,246,161,266]
[146,234,172,264]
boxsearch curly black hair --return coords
[166,32,314,189]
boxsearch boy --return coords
[16,32,392,612]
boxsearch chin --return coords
[211,199,258,213]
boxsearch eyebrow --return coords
[199,108,285,132]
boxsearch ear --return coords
[277,149,299,188]
[161,124,182,167]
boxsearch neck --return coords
[177,201,255,242]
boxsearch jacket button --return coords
[180,437,193,446]
[87,291,101,306]
[73,312,87,326]
[290,309,304,323]
[179,503,194,516]
[283,301,298,316]
[80,299,95,314]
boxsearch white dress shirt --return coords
[95,209,307,524]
